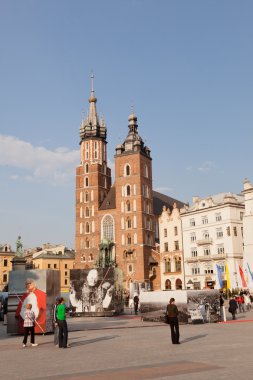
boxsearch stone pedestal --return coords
[11,257,27,271]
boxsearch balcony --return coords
[185,253,226,262]
[196,238,213,246]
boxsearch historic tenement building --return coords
[159,203,185,291]
[181,193,244,290]
[74,80,182,291]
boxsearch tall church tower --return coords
[75,77,111,268]
[114,113,155,287]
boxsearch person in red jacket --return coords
[15,278,46,334]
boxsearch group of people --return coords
[22,297,69,348]
[228,290,253,320]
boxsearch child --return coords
[22,303,38,348]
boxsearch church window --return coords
[86,142,89,159]
[85,239,90,248]
[85,207,90,217]
[85,163,89,173]
[128,264,133,273]
[124,164,131,176]
[94,141,98,159]
[85,222,90,233]
[89,254,93,262]
[126,201,131,212]
[81,255,86,262]
[127,234,132,245]
[127,218,132,229]
[85,177,89,187]
[126,185,131,196]
[85,192,89,202]
[144,164,148,178]
[102,215,114,241]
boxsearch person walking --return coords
[228,296,238,320]
[53,297,60,346]
[133,294,139,315]
[22,303,38,348]
[166,298,180,344]
[56,297,69,348]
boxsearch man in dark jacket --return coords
[166,297,180,344]
[229,296,238,320]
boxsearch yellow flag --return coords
[226,263,231,289]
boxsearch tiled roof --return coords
[153,191,185,216]
[99,186,116,210]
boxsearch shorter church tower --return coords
[75,77,111,268]
[114,113,155,288]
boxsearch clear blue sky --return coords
[1,0,253,250]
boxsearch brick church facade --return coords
[75,79,184,291]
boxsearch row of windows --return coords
[79,191,93,203]
[81,254,94,262]
[84,141,104,160]
[164,227,178,238]
[164,241,179,251]
[190,226,242,242]
[47,263,69,269]
[164,258,182,272]
[123,163,149,178]
[189,212,244,226]
[191,266,225,275]
[191,246,225,257]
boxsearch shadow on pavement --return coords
[181,334,207,343]
[70,335,120,347]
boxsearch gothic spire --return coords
[79,74,107,142]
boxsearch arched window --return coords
[144,164,148,178]
[85,177,89,187]
[127,234,132,245]
[165,259,171,272]
[126,185,131,196]
[102,215,114,241]
[175,257,182,272]
[89,254,93,262]
[128,264,133,273]
[85,207,90,217]
[126,200,131,212]
[127,218,132,229]
[165,279,171,290]
[85,163,89,173]
[85,222,90,233]
[81,255,86,262]
[125,164,131,176]
[85,239,90,248]
[175,279,182,290]
[85,192,89,202]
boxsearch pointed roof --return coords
[79,74,107,142]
